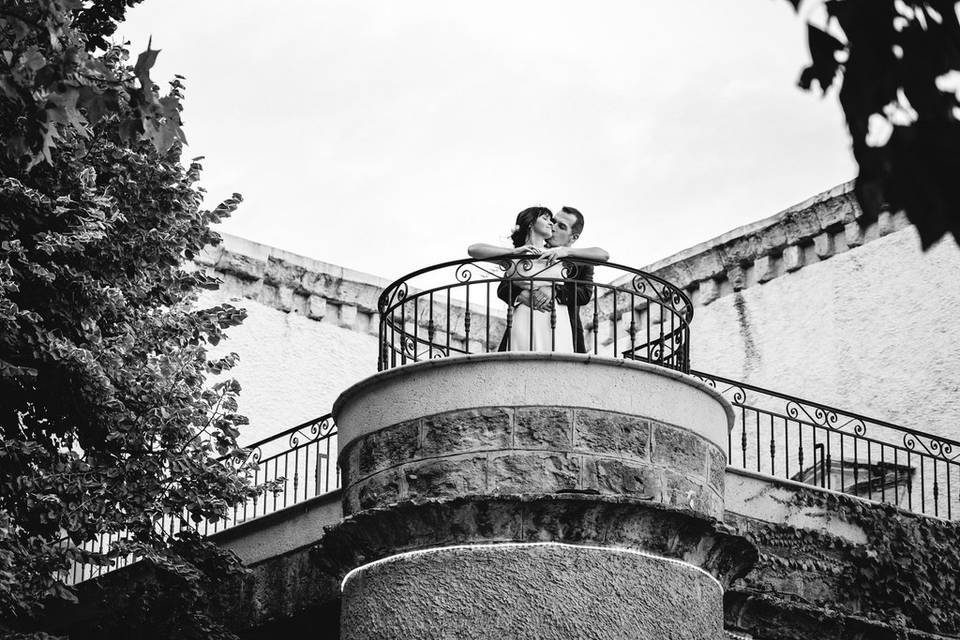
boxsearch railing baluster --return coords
[484,283,489,352]
[457,285,467,353]
[593,284,600,356]
[427,292,435,359]
[769,413,776,476]
[550,283,556,352]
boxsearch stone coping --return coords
[199,183,913,325]
[618,181,912,306]
[340,541,725,594]
[335,352,732,421]
[333,351,734,452]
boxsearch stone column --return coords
[329,353,756,640]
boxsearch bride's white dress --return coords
[507,259,575,353]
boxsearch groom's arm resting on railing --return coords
[538,246,610,263]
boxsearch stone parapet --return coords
[633,182,911,308]
[332,353,754,638]
[197,233,504,345]
[339,405,726,520]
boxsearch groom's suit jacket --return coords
[495,260,595,353]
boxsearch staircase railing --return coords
[693,370,960,520]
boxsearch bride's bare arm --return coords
[467,243,541,259]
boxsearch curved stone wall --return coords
[332,355,750,639]
[339,404,726,520]
[341,543,722,640]
[335,354,732,520]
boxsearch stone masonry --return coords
[340,406,726,520]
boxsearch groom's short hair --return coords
[560,206,584,237]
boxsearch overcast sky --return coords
[116,0,856,279]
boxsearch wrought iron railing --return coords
[377,256,694,372]
[65,414,340,584]
[694,371,960,520]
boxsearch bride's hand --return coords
[513,244,541,256]
[539,246,570,264]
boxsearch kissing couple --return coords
[468,206,609,354]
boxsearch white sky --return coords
[116,0,855,279]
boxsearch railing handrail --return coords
[692,369,960,451]
[377,255,694,374]
[239,412,336,453]
[377,254,695,322]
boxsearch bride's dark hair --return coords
[510,207,552,248]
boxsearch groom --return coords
[496,206,608,353]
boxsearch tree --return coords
[791,0,960,249]
[1,1,257,637]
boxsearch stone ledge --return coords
[631,183,913,307]
[319,495,758,588]
[197,233,505,342]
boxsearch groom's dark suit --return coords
[495,261,595,353]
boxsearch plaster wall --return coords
[689,225,960,441]
[196,285,378,445]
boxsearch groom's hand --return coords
[532,290,551,311]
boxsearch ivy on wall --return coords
[736,489,960,635]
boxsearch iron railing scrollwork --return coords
[693,370,960,521]
[66,413,340,585]
[377,256,694,373]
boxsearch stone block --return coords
[782,245,803,272]
[719,235,762,267]
[404,456,487,500]
[574,409,649,459]
[707,446,726,493]
[726,264,747,292]
[341,441,359,484]
[583,457,661,499]
[814,198,849,230]
[698,278,719,306]
[652,423,707,479]
[758,225,788,256]
[813,232,834,259]
[277,286,294,312]
[782,209,821,245]
[356,468,403,511]
[661,470,722,519]
[515,407,572,450]
[215,251,266,282]
[844,221,864,248]
[339,303,358,328]
[343,484,361,514]
[687,250,725,281]
[307,295,327,320]
[421,408,512,456]
[357,420,420,478]
[488,452,580,494]
[754,255,776,283]
[300,271,333,297]
[654,260,695,289]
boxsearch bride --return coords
[476,207,576,353]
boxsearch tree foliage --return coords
[791,0,960,249]
[1,1,257,637]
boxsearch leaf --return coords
[133,37,161,91]
[799,23,846,92]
